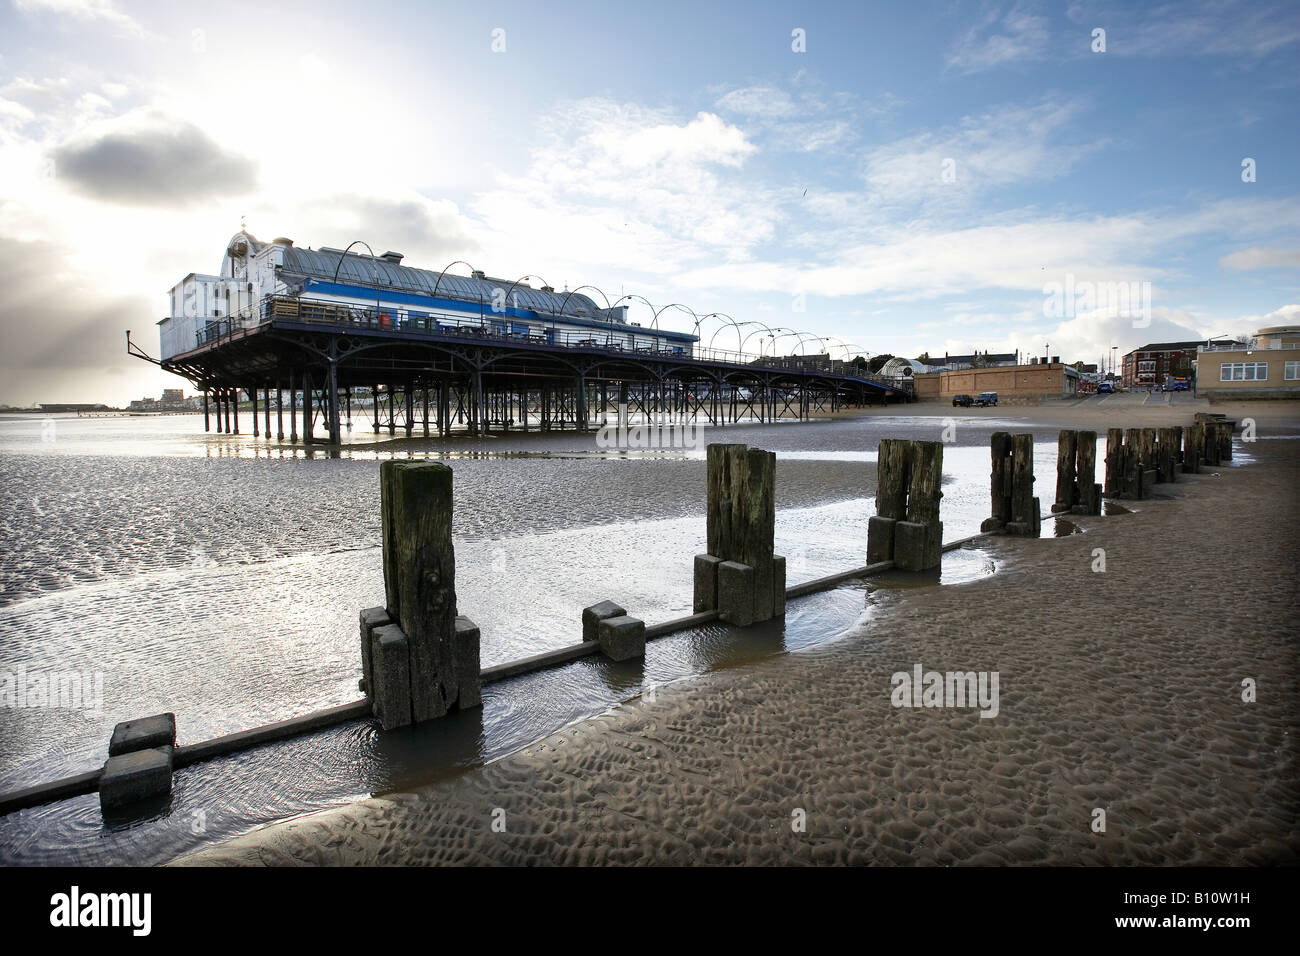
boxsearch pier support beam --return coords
[302,369,312,442]
[328,362,341,445]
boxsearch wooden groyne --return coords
[1,419,1238,820]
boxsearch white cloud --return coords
[1086,1,1300,59]
[469,99,776,275]
[715,86,799,119]
[947,6,1051,72]
[13,0,143,36]
[1218,248,1300,270]
[861,97,1098,209]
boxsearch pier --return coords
[129,233,911,443]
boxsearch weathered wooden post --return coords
[1121,428,1144,499]
[982,433,1036,534]
[1218,421,1234,461]
[1074,430,1101,515]
[980,432,1014,532]
[1201,421,1220,466]
[1156,427,1179,483]
[693,443,784,625]
[1104,428,1124,497]
[1007,434,1040,534]
[868,438,912,563]
[1139,428,1158,487]
[1182,424,1201,474]
[1052,429,1078,513]
[360,461,481,730]
[894,441,943,571]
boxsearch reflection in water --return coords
[1052,518,1084,537]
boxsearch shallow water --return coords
[0,411,1165,863]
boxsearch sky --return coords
[0,0,1297,405]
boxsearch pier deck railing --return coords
[190,294,905,391]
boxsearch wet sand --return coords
[179,409,1300,866]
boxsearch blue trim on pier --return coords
[296,278,699,343]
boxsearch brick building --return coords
[1121,341,1202,388]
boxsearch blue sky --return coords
[1,0,1297,403]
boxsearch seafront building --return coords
[912,360,1081,403]
[1195,325,1300,399]
[1120,341,1204,389]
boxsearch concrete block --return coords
[108,713,175,757]
[358,606,390,697]
[979,516,1006,533]
[582,600,626,643]
[718,561,756,627]
[772,555,786,618]
[597,615,646,662]
[454,615,482,710]
[1005,521,1030,535]
[866,515,897,564]
[100,746,173,810]
[371,624,412,730]
[693,554,722,613]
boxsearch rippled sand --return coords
[179,436,1300,865]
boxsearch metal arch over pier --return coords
[150,297,912,443]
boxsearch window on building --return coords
[1219,362,1268,381]
[1285,361,1300,381]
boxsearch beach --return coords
[177,400,1300,866]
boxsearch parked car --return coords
[975,391,999,407]
[952,394,974,407]
[1167,381,1189,391]
[1097,382,1113,393]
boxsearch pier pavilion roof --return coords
[279,245,621,323]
